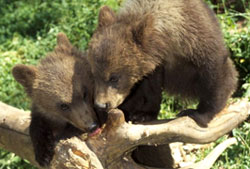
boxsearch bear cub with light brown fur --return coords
[12,33,99,167]
[88,0,238,126]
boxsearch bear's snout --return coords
[87,121,100,133]
[94,102,110,111]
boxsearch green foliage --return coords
[205,0,248,13]
[0,149,36,169]
[223,122,250,168]
[204,0,250,96]
[198,123,250,169]
[218,10,250,96]
[189,122,249,169]
[0,0,119,168]
[0,0,120,109]
[159,92,198,119]
[0,1,61,39]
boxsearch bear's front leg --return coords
[177,109,210,127]
[29,112,55,167]
[178,86,231,127]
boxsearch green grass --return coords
[0,150,36,169]
[0,0,120,168]
[193,122,250,169]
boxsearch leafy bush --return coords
[218,9,250,96]
[0,151,36,169]
[0,0,120,168]
[0,0,121,108]
[205,0,248,13]
[218,122,250,168]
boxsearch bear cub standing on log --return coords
[88,0,238,126]
[12,33,100,166]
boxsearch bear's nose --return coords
[88,122,99,133]
[94,102,109,110]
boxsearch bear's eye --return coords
[109,75,119,83]
[60,103,70,111]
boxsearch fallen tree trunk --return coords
[0,99,249,169]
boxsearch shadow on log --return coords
[0,99,249,169]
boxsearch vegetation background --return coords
[0,0,249,168]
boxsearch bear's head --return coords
[88,6,160,111]
[13,33,99,133]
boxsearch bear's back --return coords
[118,0,225,66]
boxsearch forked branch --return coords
[0,99,249,169]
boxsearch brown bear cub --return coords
[12,33,100,167]
[88,0,238,126]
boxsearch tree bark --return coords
[0,99,249,169]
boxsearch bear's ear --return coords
[132,15,154,47]
[98,6,116,28]
[56,32,72,47]
[12,64,37,89]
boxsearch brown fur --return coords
[88,0,238,126]
[12,33,98,166]
[13,33,97,130]
[119,66,163,122]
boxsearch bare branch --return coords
[0,102,39,167]
[180,138,237,169]
[0,99,249,169]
